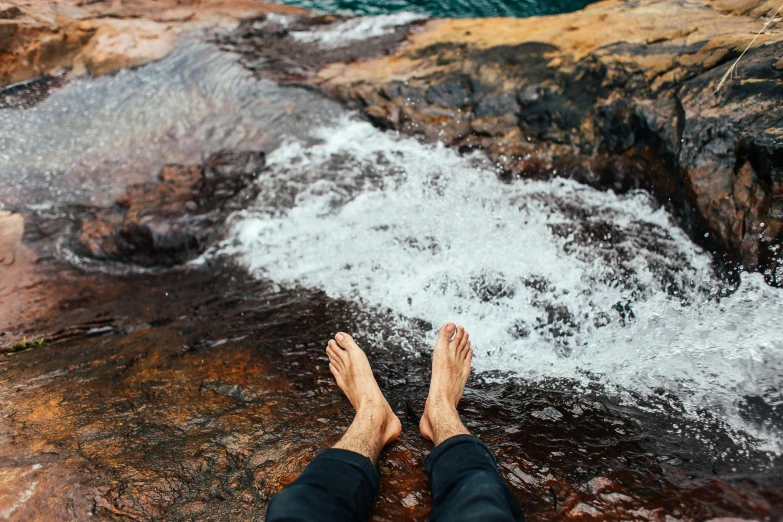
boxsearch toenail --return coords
[336,333,345,341]
[446,324,455,333]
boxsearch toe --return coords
[329,338,346,352]
[462,341,471,360]
[466,347,473,365]
[450,326,464,350]
[326,345,343,369]
[458,338,469,358]
[328,339,343,354]
[458,330,469,352]
[437,322,456,343]
[327,341,345,362]
[335,332,361,351]
[329,363,344,386]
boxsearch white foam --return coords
[290,13,424,47]
[222,116,783,451]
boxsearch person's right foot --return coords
[326,332,402,448]
[420,323,472,445]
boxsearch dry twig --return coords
[715,2,783,93]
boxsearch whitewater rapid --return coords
[220,116,783,453]
[2,38,779,456]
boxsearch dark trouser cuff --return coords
[423,434,526,522]
[265,448,379,522]
[312,448,380,494]
[424,434,496,474]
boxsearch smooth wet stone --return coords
[76,150,264,266]
[2,222,782,520]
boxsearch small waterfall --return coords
[2,40,780,456]
[221,116,783,452]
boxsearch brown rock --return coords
[0,212,40,339]
[77,150,265,266]
[733,162,773,267]
[78,20,176,77]
[0,3,21,19]
[221,0,783,282]
[152,8,196,23]
[78,214,121,258]
[0,0,310,88]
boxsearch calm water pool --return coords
[272,0,596,18]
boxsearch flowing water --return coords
[0,44,343,209]
[218,115,783,454]
[2,36,783,518]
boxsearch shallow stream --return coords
[2,35,782,520]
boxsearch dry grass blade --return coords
[714,2,783,93]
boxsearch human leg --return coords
[265,332,401,522]
[420,323,525,522]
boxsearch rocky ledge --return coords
[5,0,782,282]
[0,0,306,89]
[223,0,783,284]
[3,2,783,520]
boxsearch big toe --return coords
[335,332,361,351]
[437,322,456,346]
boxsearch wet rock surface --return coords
[2,1,783,520]
[77,150,265,266]
[0,74,69,110]
[216,12,423,84]
[2,241,782,520]
[0,0,307,90]
[221,0,783,283]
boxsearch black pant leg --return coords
[265,448,379,522]
[424,434,525,522]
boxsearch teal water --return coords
[275,0,596,18]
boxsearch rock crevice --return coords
[77,150,265,266]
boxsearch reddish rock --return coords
[0,0,309,88]
[0,3,21,19]
[77,150,264,266]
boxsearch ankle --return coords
[356,399,387,418]
[355,401,394,438]
[425,400,469,446]
[432,422,470,446]
[429,392,459,412]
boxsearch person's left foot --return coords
[326,332,402,447]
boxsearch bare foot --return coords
[327,332,401,460]
[420,323,472,446]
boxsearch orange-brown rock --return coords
[223,0,783,282]
[0,212,40,338]
[0,0,308,88]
